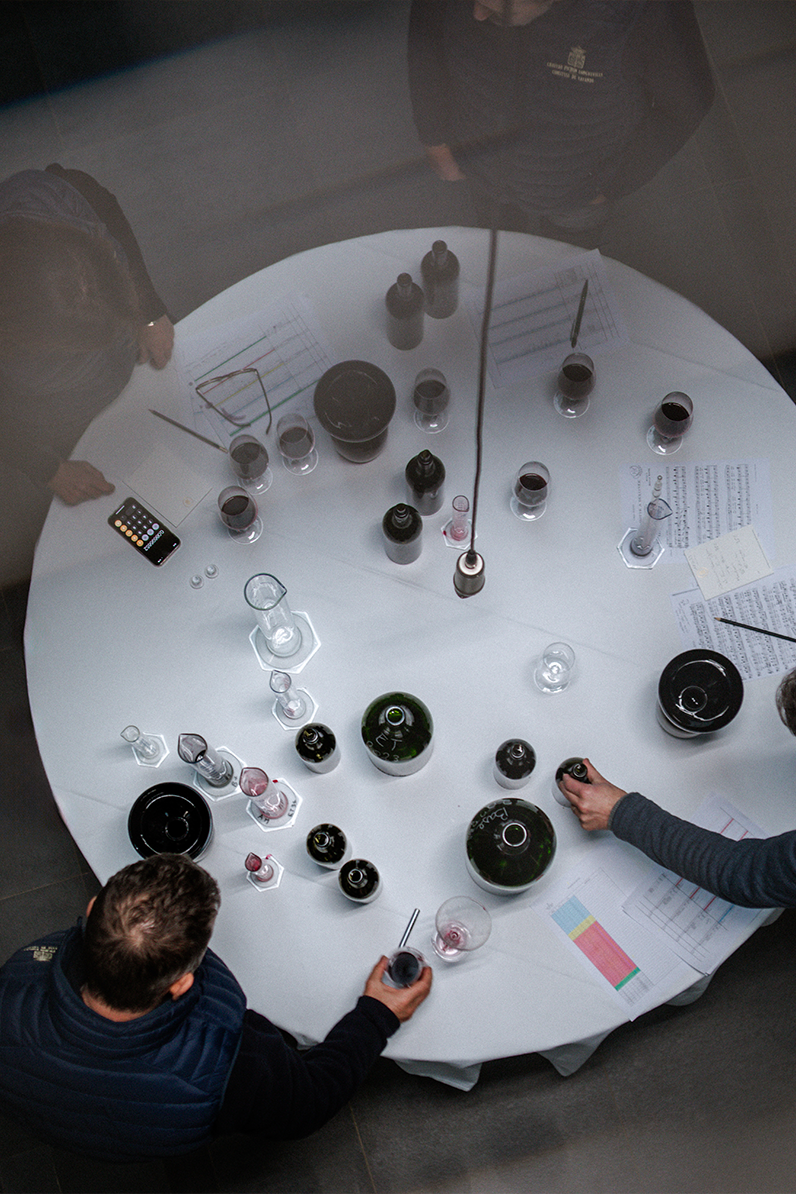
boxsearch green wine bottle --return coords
[361,692,433,776]
[466,798,556,895]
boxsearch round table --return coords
[24,228,796,1088]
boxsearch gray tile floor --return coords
[1,3,796,1190]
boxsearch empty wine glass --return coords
[229,434,272,495]
[510,462,549,521]
[239,767,290,821]
[647,392,693,454]
[554,352,595,418]
[432,896,491,961]
[412,368,450,433]
[533,642,576,693]
[218,486,262,543]
[277,413,318,474]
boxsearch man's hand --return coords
[557,758,627,832]
[48,460,115,505]
[424,144,466,182]
[363,956,432,1022]
[138,315,175,369]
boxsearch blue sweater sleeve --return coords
[216,996,399,1139]
[610,792,796,908]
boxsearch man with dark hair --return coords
[0,854,431,1162]
[557,670,796,908]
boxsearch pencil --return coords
[714,617,796,645]
[149,408,228,453]
[570,279,588,348]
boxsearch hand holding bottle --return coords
[556,758,627,831]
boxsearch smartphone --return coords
[108,498,180,566]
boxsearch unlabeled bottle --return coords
[405,449,445,515]
[553,756,591,806]
[306,824,349,869]
[295,723,340,773]
[386,273,424,349]
[382,503,422,564]
[361,691,434,776]
[494,739,536,789]
[466,798,556,895]
[421,240,459,319]
[339,858,381,903]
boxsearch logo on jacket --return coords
[26,944,58,963]
[567,45,586,70]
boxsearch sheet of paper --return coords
[671,563,796,679]
[467,249,628,389]
[685,524,773,600]
[622,795,769,974]
[123,443,212,526]
[533,863,681,1018]
[175,293,337,446]
[619,459,774,564]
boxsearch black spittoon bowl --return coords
[128,782,213,860]
[314,360,396,462]
[657,648,744,737]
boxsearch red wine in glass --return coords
[648,391,693,454]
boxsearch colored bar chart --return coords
[552,896,640,991]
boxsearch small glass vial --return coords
[270,672,307,721]
[553,756,591,806]
[177,733,233,788]
[385,273,424,350]
[405,449,445,515]
[339,858,381,903]
[307,823,350,869]
[245,852,275,885]
[494,739,536,789]
[295,724,339,773]
[382,503,422,564]
[421,240,459,319]
[121,725,166,766]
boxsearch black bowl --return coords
[128,782,213,860]
[314,360,396,462]
[657,649,743,736]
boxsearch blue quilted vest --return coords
[0,926,246,1161]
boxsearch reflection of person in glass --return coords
[0,166,174,580]
[557,669,796,908]
[408,0,714,241]
[0,853,431,1161]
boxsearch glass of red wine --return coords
[217,486,263,543]
[277,413,318,474]
[432,896,491,962]
[229,434,272,495]
[554,352,595,418]
[647,391,693,454]
[412,368,450,433]
[510,462,549,521]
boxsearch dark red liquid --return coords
[279,426,313,458]
[655,401,691,437]
[388,951,421,987]
[519,473,546,491]
[221,494,255,529]
[558,362,594,400]
[231,441,267,479]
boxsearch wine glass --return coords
[218,486,262,543]
[412,368,450,433]
[277,413,318,474]
[432,896,491,961]
[229,434,273,495]
[510,462,549,521]
[647,392,693,454]
[554,352,595,418]
[533,642,576,693]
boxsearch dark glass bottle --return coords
[306,823,348,869]
[553,756,590,805]
[382,503,422,564]
[339,858,381,903]
[421,240,460,319]
[494,739,536,789]
[295,724,339,773]
[466,798,556,894]
[405,449,445,515]
[385,273,424,349]
[361,691,434,775]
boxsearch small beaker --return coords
[443,495,471,547]
[245,573,302,658]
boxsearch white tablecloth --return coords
[25,229,796,1087]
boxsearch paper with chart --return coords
[619,459,774,565]
[671,562,796,679]
[534,864,681,1018]
[623,795,769,974]
[175,293,337,446]
[467,249,628,389]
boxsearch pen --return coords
[570,279,588,348]
[714,617,796,645]
[149,408,228,453]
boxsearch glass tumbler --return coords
[647,392,693,454]
[244,573,302,658]
[510,462,549,521]
[277,413,318,474]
